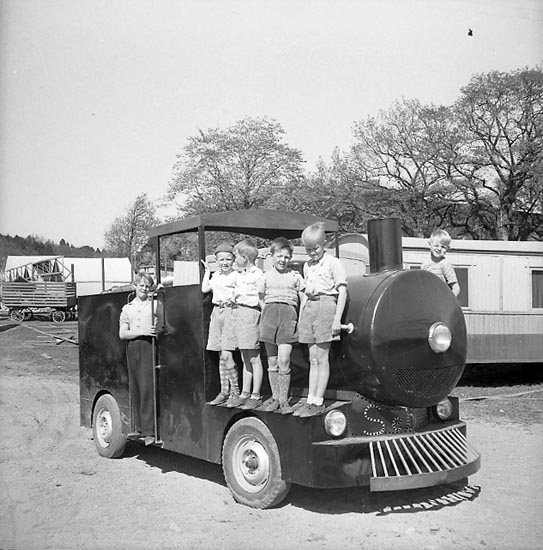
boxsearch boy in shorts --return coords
[257,237,305,414]
[294,222,347,418]
[421,229,460,297]
[224,239,265,410]
[201,242,240,405]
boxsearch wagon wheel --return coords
[10,309,25,323]
[222,417,290,509]
[52,310,66,323]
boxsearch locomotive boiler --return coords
[79,209,480,509]
[325,217,467,408]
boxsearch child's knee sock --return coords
[219,359,229,395]
[268,370,280,399]
[277,372,291,404]
[226,367,239,396]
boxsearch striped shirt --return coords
[421,258,458,286]
[258,267,305,306]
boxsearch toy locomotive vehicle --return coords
[79,209,480,509]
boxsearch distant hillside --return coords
[0,234,108,271]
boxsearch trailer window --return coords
[455,268,469,308]
[532,270,543,308]
[409,265,469,307]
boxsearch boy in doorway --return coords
[201,242,240,405]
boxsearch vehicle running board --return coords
[126,433,164,447]
[369,426,481,491]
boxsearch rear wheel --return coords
[222,417,290,509]
[92,394,126,458]
[52,310,66,323]
[10,309,24,322]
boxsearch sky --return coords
[0,0,541,249]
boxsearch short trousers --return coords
[260,302,298,345]
[222,305,261,351]
[298,296,339,344]
[206,306,228,351]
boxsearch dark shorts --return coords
[222,305,261,351]
[298,296,339,344]
[259,302,298,345]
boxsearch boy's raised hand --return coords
[200,259,211,271]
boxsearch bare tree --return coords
[452,67,543,240]
[351,99,462,237]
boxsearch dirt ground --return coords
[1,319,542,550]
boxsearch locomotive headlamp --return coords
[324,410,347,437]
[428,322,452,353]
[435,398,454,421]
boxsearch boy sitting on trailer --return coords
[421,229,460,297]
[223,239,265,410]
[295,222,347,418]
[257,237,305,414]
[201,242,240,405]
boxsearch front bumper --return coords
[311,422,480,491]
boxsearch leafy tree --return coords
[452,67,543,240]
[166,117,305,216]
[104,194,160,271]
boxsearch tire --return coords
[52,310,66,323]
[10,309,24,322]
[222,417,290,509]
[92,394,127,458]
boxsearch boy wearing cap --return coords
[201,242,240,405]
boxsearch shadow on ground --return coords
[127,441,480,514]
[460,363,543,387]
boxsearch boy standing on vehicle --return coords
[201,242,240,405]
[119,273,157,446]
[422,229,460,297]
[295,222,347,418]
[224,239,265,410]
[257,237,305,414]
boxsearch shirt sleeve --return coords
[256,272,266,296]
[331,257,347,288]
[119,304,130,328]
[442,261,458,285]
[295,272,306,291]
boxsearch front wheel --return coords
[222,417,290,509]
[52,310,66,323]
[92,394,127,458]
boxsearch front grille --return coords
[394,365,462,398]
[370,426,480,489]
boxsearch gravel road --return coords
[1,321,542,550]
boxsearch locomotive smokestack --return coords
[368,218,403,273]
